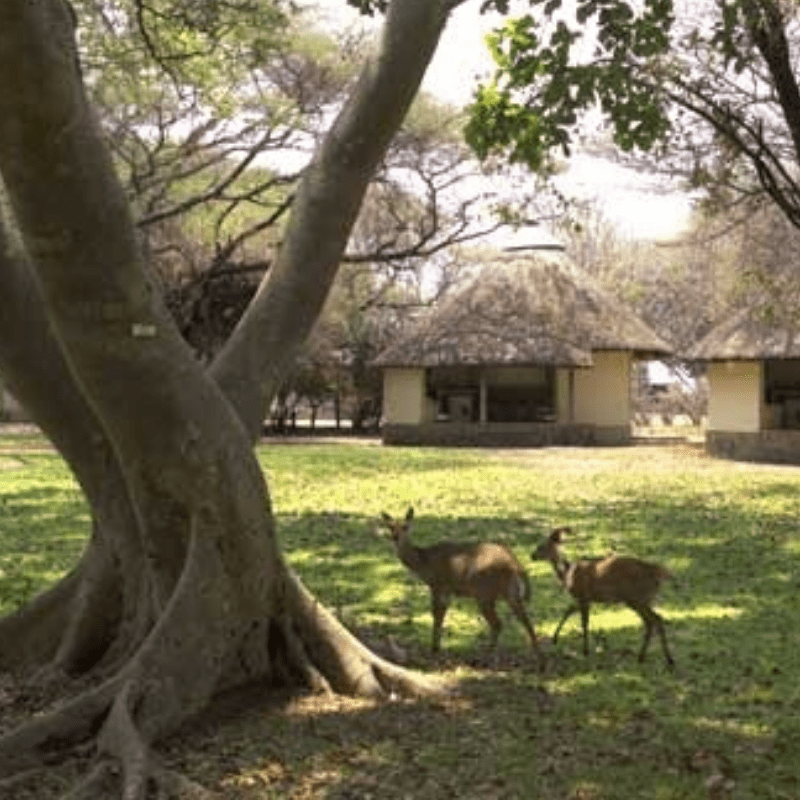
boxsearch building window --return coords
[764,360,800,429]
[428,365,555,424]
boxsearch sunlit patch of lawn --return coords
[3,436,800,797]
[0,454,86,614]
[254,441,800,799]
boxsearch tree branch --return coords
[210,0,456,436]
[740,0,800,162]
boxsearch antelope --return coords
[379,508,539,656]
[532,527,674,667]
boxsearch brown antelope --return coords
[380,508,539,656]
[532,527,674,667]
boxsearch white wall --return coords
[382,368,428,425]
[572,351,631,426]
[384,356,635,428]
[707,361,762,433]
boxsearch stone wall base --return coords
[382,422,630,448]
[706,429,800,465]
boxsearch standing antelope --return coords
[380,508,539,656]
[532,527,674,667]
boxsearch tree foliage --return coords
[75,0,547,379]
[0,0,460,796]
[467,0,800,230]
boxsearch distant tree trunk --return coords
[0,0,455,795]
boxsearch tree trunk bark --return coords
[0,0,458,795]
[210,0,452,436]
[0,206,146,678]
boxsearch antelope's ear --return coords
[405,507,414,522]
[551,526,570,542]
[380,512,392,525]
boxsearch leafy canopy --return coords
[465,0,675,170]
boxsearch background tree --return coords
[71,0,547,370]
[562,203,732,354]
[464,0,800,428]
[0,0,475,795]
[559,193,800,425]
[712,203,800,325]
[466,0,800,236]
[559,202,733,423]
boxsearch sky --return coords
[304,0,695,242]
[422,4,695,241]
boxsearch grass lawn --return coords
[1,435,799,798]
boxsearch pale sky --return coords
[421,3,499,105]
[423,4,694,241]
[305,0,694,242]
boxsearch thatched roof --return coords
[374,252,672,368]
[688,308,800,361]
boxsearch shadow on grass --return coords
[257,503,800,798]
[157,641,792,800]
[3,460,799,798]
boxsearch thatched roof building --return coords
[375,251,671,448]
[688,307,800,464]
[688,308,800,361]
[375,252,671,368]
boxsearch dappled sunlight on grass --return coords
[665,603,743,621]
[549,670,606,694]
[0,455,87,614]
[263,441,800,796]
[692,716,774,739]
[3,437,800,797]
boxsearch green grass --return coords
[2,439,800,797]
[0,453,87,613]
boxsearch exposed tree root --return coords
[0,509,447,800]
[0,559,448,798]
[0,674,121,776]
[80,680,218,800]
[0,563,82,673]
[47,533,124,677]
[0,511,264,788]
[284,566,450,699]
[276,615,333,694]
[62,757,219,800]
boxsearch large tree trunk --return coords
[0,219,150,679]
[209,0,452,436]
[0,0,454,796]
